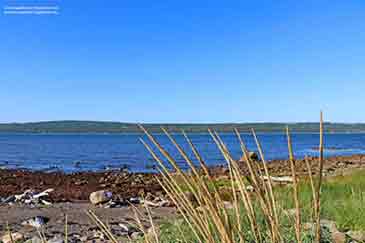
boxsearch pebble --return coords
[130,231,143,240]
[21,216,49,228]
[129,197,141,204]
[118,223,130,232]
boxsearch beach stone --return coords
[21,216,49,228]
[240,151,259,161]
[130,231,143,240]
[331,231,346,243]
[1,232,24,243]
[118,223,130,232]
[89,190,112,205]
[223,201,234,210]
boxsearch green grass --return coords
[152,169,365,242]
[154,209,333,243]
[276,169,365,231]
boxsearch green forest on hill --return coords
[0,121,365,133]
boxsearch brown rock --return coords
[332,231,346,243]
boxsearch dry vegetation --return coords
[123,112,333,243]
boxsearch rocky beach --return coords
[1,154,365,242]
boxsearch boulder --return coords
[1,232,24,243]
[240,151,259,161]
[89,190,112,205]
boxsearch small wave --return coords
[308,147,356,152]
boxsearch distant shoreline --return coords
[2,120,365,133]
[2,131,365,135]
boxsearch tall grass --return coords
[135,113,326,243]
[85,114,334,242]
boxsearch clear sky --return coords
[1,1,365,123]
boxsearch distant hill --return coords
[0,121,365,133]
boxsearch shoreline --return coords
[1,154,365,202]
[2,154,365,240]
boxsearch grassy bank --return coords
[150,169,365,242]
[129,116,364,243]
[277,169,365,231]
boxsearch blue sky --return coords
[1,1,365,123]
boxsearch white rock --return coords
[223,201,234,210]
[261,176,294,183]
[89,190,112,205]
[21,216,48,228]
[130,231,143,240]
[118,223,129,232]
[33,188,54,199]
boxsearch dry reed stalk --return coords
[181,130,238,241]
[137,121,324,243]
[131,206,152,243]
[154,173,203,242]
[181,130,210,176]
[138,125,205,208]
[6,222,15,243]
[209,130,261,242]
[140,126,234,243]
[143,201,160,243]
[251,129,281,242]
[64,214,68,243]
[305,156,317,221]
[138,138,211,238]
[182,129,230,205]
[234,129,270,201]
[286,126,302,243]
[86,210,119,243]
[161,127,230,219]
[37,230,46,243]
[315,112,324,243]
[140,138,208,241]
[181,130,226,201]
[140,136,220,243]
[234,129,275,226]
